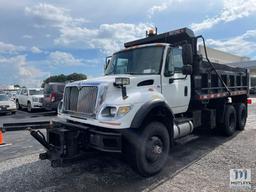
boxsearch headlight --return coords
[32,97,38,102]
[117,106,131,117]
[101,106,117,117]
[100,105,131,118]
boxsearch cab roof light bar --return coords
[124,27,195,48]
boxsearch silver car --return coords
[0,94,17,115]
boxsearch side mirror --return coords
[105,56,112,71]
[182,65,192,75]
[182,44,193,65]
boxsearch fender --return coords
[131,99,174,130]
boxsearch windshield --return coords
[29,90,43,95]
[105,46,164,75]
[0,95,9,101]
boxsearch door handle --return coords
[184,86,188,96]
[169,78,174,84]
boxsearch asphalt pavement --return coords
[0,106,255,192]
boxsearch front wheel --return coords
[27,102,33,112]
[16,100,20,110]
[132,122,170,177]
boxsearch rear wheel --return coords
[222,105,237,136]
[235,103,247,130]
[131,121,170,177]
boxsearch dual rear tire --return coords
[222,103,247,136]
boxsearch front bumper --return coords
[31,121,125,167]
[32,102,43,108]
[0,107,16,113]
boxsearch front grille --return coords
[64,86,98,115]
[33,98,39,102]
[39,98,44,103]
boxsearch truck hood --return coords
[64,74,162,108]
[67,74,160,88]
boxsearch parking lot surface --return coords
[0,106,255,192]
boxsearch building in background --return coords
[198,45,250,64]
[0,85,20,92]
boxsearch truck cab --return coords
[30,28,248,177]
[58,42,192,129]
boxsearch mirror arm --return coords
[169,75,188,83]
[172,75,187,80]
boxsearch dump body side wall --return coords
[191,56,249,102]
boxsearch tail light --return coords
[50,92,57,102]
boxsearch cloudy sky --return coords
[0,0,256,87]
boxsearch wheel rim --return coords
[28,103,31,111]
[145,136,164,163]
[16,101,19,109]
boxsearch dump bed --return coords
[192,60,249,101]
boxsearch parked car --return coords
[6,91,17,102]
[0,94,16,114]
[16,88,44,112]
[42,82,65,111]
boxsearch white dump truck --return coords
[30,28,249,176]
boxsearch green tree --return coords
[41,73,87,88]
[67,73,87,82]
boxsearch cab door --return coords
[161,47,191,114]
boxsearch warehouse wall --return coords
[198,45,250,64]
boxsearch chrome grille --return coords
[64,86,98,115]
[39,98,44,103]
